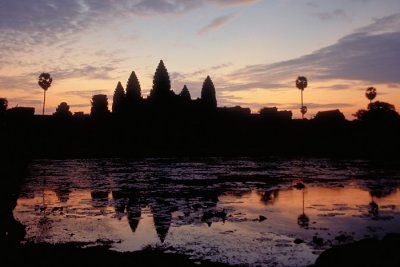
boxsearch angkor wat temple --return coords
[90,60,258,119]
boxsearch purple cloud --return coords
[197,14,236,35]
[314,8,346,20]
[231,13,400,86]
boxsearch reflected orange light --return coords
[219,186,400,221]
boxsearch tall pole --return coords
[301,90,304,119]
[42,90,46,115]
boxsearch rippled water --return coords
[14,158,400,266]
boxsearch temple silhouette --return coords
[91,60,226,119]
[0,60,399,159]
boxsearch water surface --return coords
[14,158,400,266]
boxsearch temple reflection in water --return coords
[9,158,400,266]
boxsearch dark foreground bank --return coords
[315,233,400,267]
[3,242,231,267]
[2,234,400,267]
[2,111,400,159]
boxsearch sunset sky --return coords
[0,0,399,119]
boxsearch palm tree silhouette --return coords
[365,87,377,104]
[368,195,379,217]
[300,106,308,118]
[38,73,53,115]
[295,182,309,228]
[296,76,308,119]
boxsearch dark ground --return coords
[2,234,400,267]
[3,242,232,267]
[314,233,400,267]
[2,112,400,159]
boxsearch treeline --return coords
[1,105,399,159]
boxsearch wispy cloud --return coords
[208,0,257,6]
[169,62,233,92]
[219,82,289,92]
[70,103,91,108]
[283,102,355,110]
[5,97,43,111]
[0,0,255,37]
[315,84,352,90]
[306,1,319,8]
[189,63,233,77]
[314,8,346,20]
[0,63,117,97]
[230,13,400,86]
[0,75,37,91]
[59,89,111,99]
[198,14,236,35]
[0,0,255,71]
[49,65,117,81]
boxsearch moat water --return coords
[14,158,400,266]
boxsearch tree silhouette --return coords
[353,109,367,120]
[296,76,308,90]
[91,94,110,118]
[38,73,52,115]
[296,76,308,119]
[296,184,309,228]
[112,81,126,115]
[126,71,142,103]
[53,102,72,117]
[369,101,395,112]
[201,76,217,108]
[0,98,7,121]
[149,60,173,101]
[365,87,377,103]
[297,213,309,228]
[300,106,308,117]
[368,199,379,217]
[179,85,191,102]
[354,101,399,122]
[0,98,7,114]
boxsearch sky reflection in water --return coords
[13,158,400,266]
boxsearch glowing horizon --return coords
[1,0,399,119]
